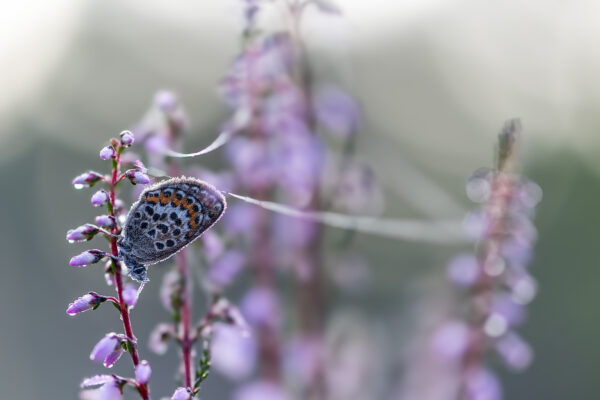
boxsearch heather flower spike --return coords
[66,292,106,315]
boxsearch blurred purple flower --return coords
[125,169,151,185]
[211,323,257,380]
[207,250,246,289]
[149,323,175,355]
[145,135,168,155]
[233,381,291,400]
[135,360,152,384]
[464,368,502,400]
[67,292,105,316]
[446,253,480,287]
[202,231,224,262]
[154,90,178,112]
[223,203,257,235]
[99,146,116,160]
[91,190,109,207]
[314,86,360,137]
[80,376,123,400]
[495,332,533,371]
[160,270,181,312]
[240,287,281,328]
[431,321,470,361]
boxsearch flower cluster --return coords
[66,131,152,400]
[433,120,542,400]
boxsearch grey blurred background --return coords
[1,0,599,399]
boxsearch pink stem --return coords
[109,151,150,400]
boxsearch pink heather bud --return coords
[125,169,151,185]
[66,292,105,315]
[120,130,134,146]
[99,145,117,160]
[91,190,109,206]
[135,360,152,384]
[66,224,100,242]
[171,387,192,400]
[69,249,105,267]
[122,284,139,307]
[95,215,115,228]
[90,333,123,367]
[72,171,104,188]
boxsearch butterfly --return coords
[118,177,226,282]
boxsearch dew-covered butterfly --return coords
[118,177,226,281]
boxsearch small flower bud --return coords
[125,169,151,185]
[66,224,100,242]
[122,284,139,307]
[66,292,106,315]
[135,360,152,384]
[69,249,106,267]
[99,145,117,160]
[91,190,110,207]
[171,387,192,400]
[120,130,135,146]
[72,171,104,189]
[90,333,124,368]
[95,215,115,228]
[154,90,177,112]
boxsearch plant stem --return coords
[109,152,150,400]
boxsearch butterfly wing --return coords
[119,177,226,272]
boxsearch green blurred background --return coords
[1,1,599,399]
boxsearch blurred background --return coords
[1,0,599,399]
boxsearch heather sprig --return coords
[434,120,542,400]
[66,131,151,399]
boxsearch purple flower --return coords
[72,171,104,189]
[223,203,257,235]
[69,249,106,267]
[495,332,533,371]
[95,215,115,228]
[66,224,100,242]
[80,375,115,388]
[201,231,224,262]
[233,381,291,400]
[125,169,151,185]
[171,387,192,400]
[99,145,117,160]
[66,292,105,315]
[144,135,168,155]
[135,360,152,384]
[446,253,480,287]
[207,250,246,289]
[431,321,470,361]
[464,368,502,400]
[240,287,281,328]
[91,190,109,207]
[211,323,257,380]
[120,130,135,146]
[122,284,139,307]
[90,333,123,368]
[149,323,175,355]
[314,86,360,137]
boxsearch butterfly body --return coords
[118,177,226,281]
